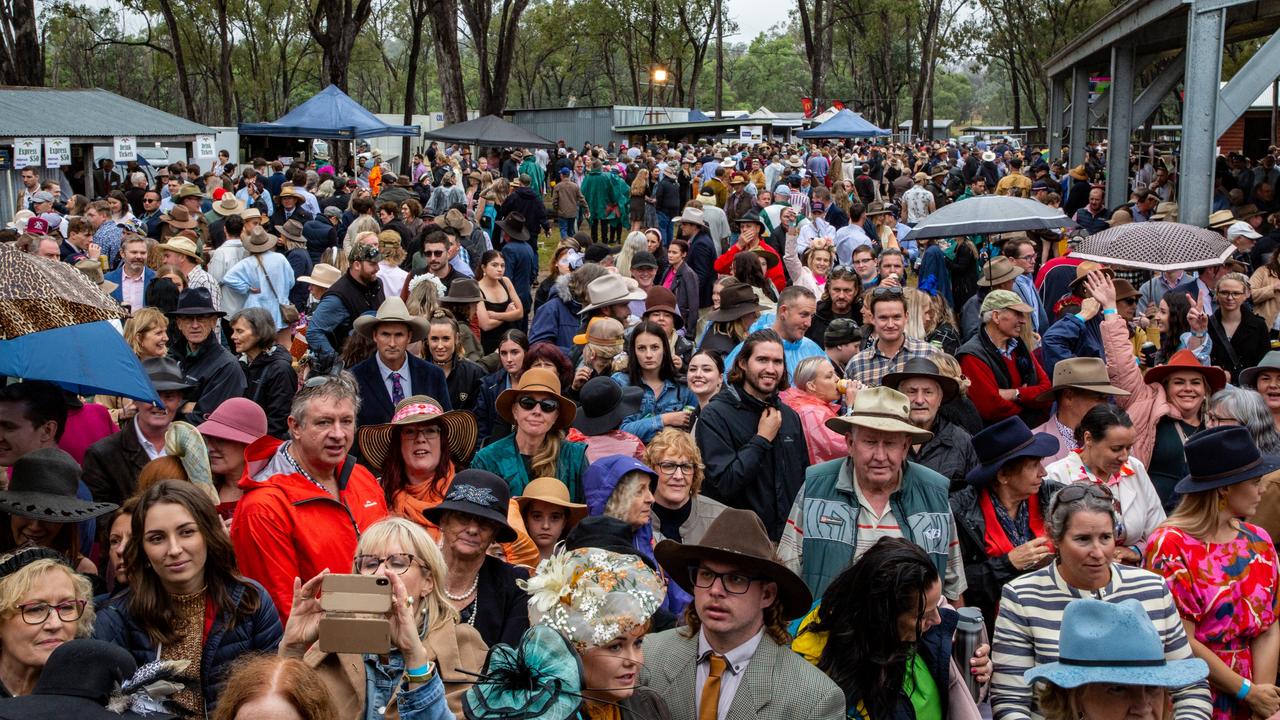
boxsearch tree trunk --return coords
[309,0,375,91]
[215,0,234,125]
[402,0,429,172]
[1006,45,1022,131]
[0,0,42,85]
[460,0,532,116]
[429,0,467,123]
[714,0,723,118]
[155,0,196,118]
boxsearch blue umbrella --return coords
[0,321,161,404]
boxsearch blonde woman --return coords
[783,231,833,297]
[376,230,409,299]
[615,231,649,277]
[0,548,96,697]
[629,168,650,230]
[340,215,381,269]
[99,307,172,423]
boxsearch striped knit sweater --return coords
[991,561,1212,720]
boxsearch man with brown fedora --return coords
[882,356,977,489]
[349,296,450,428]
[641,508,845,720]
[1030,356,1130,463]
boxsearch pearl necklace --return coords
[444,571,479,601]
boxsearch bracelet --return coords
[406,662,434,679]
[1237,678,1252,701]
[1191,330,1208,338]
[1102,308,1117,316]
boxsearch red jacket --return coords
[713,242,786,290]
[230,436,388,622]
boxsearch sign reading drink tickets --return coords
[196,135,216,158]
[13,138,40,169]
[113,136,136,163]
[44,138,71,168]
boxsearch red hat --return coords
[211,187,227,201]
[196,397,267,445]
[1144,350,1227,392]
[25,217,49,236]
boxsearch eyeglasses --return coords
[354,553,422,575]
[690,567,764,594]
[516,396,559,413]
[1217,291,1246,298]
[17,600,86,625]
[656,461,698,476]
[1056,483,1114,503]
[872,285,904,298]
[402,424,442,440]
[423,250,446,258]
[1206,412,1240,426]
[1017,254,1037,261]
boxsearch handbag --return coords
[256,255,300,325]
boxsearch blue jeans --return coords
[558,217,576,239]
[656,211,673,248]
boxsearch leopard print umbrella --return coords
[0,242,128,340]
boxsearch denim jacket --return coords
[611,373,698,442]
[362,650,452,720]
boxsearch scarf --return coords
[980,488,1045,557]
[391,462,456,537]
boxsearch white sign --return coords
[739,125,763,144]
[13,138,40,169]
[44,137,71,168]
[113,136,137,163]
[196,135,216,159]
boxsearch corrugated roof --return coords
[0,87,214,139]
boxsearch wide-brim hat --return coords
[1175,425,1280,494]
[0,448,117,522]
[74,260,118,296]
[1150,201,1179,221]
[279,186,304,201]
[571,377,643,436]
[515,477,588,526]
[174,183,205,200]
[157,236,201,262]
[655,508,812,619]
[786,156,804,168]
[167,287,225,317]
[196,397,267,445]
[704,281,767,323]
[142,356,196,392]
[976,256,1023,287]
[1068,261,1115,291]
[435,208,475,236]
[578,274,647,315]
[354,297,430,342]
[298,263,341,289]
[242,227,278,253]
[439,278,484,304]
[965,417,1061,486]
[1024,599,1208,689]
[278,218,305,244]
[1144,349,1227,392]
[673,208,708,230]
[825,386,933,444]
[498,213,530,242]
[930,165,949,178]
[1207,209,1235,229]
[731,207,766,231]
[495,367,577,432]
[865,201,893,217]
[421,469,516,542]
[356,395,478,469]
[1068,165,1088,181]
[642,286,683,329]
[1034,357,1130,403]
[750,247,780,270]
[1240,350,1280,388]
[211,195,244,216]
[882,357,959,403]
[239,208,263,222]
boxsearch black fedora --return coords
[142,357,195,392]
[422,469,517,542]
[732,207,767,231]
[0,448,117,522]
[1175,426,1280,494]
[167,287,225,317]
[0,639,174,720]
[882,357,959,402]
[571,377,643,436]
[497,212,530,242]
[965,417,1060,487]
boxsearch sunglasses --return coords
[516,396,559,413]
[872,285,904,298]
[423,250,446,257]
[1056,483,1114,503]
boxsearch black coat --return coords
[175,339,247,426]
[1209,308,1270,385]
[267,206,312,234]
[82,418,150,506]
[284,247,313,310]
[302,218,339,263]
[475,369,513,445]
[909,417,978,491]
[499,186,550,237]
[694,384,809,540]
[687,231,718,308]
[243,344,298,439]
[664,261,700,331]
[351,353,451,428]
[439,357,486,413]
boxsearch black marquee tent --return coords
[422,115,556,148]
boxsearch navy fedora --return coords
[965,416,1059,487]
[1175,425,1280,495]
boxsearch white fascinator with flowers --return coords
[519,548,665,650]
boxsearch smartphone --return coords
[317,574,392,655]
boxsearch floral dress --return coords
[1145,523,1280,720]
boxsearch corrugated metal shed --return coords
[0,86,214,142]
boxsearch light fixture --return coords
[653,68,668,83]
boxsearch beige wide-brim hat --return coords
[353,297,430,342]
[976,256,1023,287]
[298,263,340,289]
[825,386,933,444]
[495,367,577,432]
[578,274,647,315]
[157,236,202,262]
[515,476,588,526]
[1034,357,1131,403]
[242,227,279,253]
[356,395,478,469]
[211,195,245,216]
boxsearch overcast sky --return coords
[726,0,790,42]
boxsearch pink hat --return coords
[196,398,267,445]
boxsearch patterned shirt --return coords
[93,222,124,268]
[845,336,933,386]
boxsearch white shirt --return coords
[134,421,165,461]
[695,627,763,720]
[378,262,409,299]
[209,239,248,315]
[903,185,934,224]
[375,352,411,403]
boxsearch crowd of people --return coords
[3,134,1280,720]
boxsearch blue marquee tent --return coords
[796,108,889,139]
[238,85,419,140]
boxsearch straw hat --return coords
[1207,209,1235,229]
[825,386,933,444]
[297,263,340,289]
[157,236,201,262]
[211,194,245,217]
[356,395,478,469]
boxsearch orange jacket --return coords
[231,436,389,622]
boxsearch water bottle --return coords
[952,606,987,702]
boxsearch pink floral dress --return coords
[1145,523,1280,720]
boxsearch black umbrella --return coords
[902,195,1076,241]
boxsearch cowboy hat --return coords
[515,477,588,526]
[421,469,517,542]
[965,416,1061,487]
[239,207,263,222]
[1024,599,1207,689]
[435,208,475,236]
[278,186,305,201]
[825,386,933,444]
[297,263,340,289]
[162,206,198,230]
[74,259,118,296]
[157,236,201,262]
[976,256,1023,287]
[571,376,643,436]
[1240,350,1280,388]
[642,286,683,329]
[750,246,780,270]
[654,508,812,619]
[1034,357,1129,403]
[673,208,709,230]
[439,278,484,304]
[356,395,478,469]
[704,281,767,323]
[498,212,530,242]
[731,207,767,232]
[495,367,577,431]
[354,297,430,342]
[865,201,893,217]
[0,448,117,522]
[1143,349,1227,391]
[1149,201,1179,221]
[242,226,278,254]
[211,194,244,217]
[278,218,305,244]
[572,316,626,347]
[173,183,205,200]
[786,156,804,168]
[578,274,646,315]
[1067,260,1114,292]
[166,287,224,318]
[882,356,959,403]
[981,150,996,162]
[196,397,268,446]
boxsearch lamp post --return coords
[647,66,668,124]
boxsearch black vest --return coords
[321,272,386,355]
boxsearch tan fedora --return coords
[174,183,205,200]
[1034,357,1130,403]
[825,386,933,444]
[211,194,245,217]
[356,395,478,469]
[578,274,646,315]
[1208,209,1235,229]
[515,477,588,525]
[239,207,263,222]
[74,259,118,295]
[495,367,577,431]
[353,297,430,342]
[242,226,278,254]
[157,236,202,262]
[1068,260,1115,292]
[976,255,1023,287]
[1150,201,1179,221]
[279,186,305,201]
[297,263,340,289]
[434,208,474,236]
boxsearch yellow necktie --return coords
[698,654,727,720]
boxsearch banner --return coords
[801,97,814,119]
[13,138,40,169]
[113,136,136,163]
[739,125,763,144]
[196,135,216,159]
[832,100,845,111]
[44,137,71,168]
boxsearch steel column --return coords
[1107,45,1136,208]
[1049,75,1068,160]
[1178,4,1225,227]
[1214,28,1280,139]
[1070,67,1091,167]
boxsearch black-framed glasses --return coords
[18,599,86,625]
[690,567,765,594]
[656,461,698,476]
[516,396,559,413]
[355,553,422,575]
[872,285,904,298]
[423,250,446,257]
[1056,483,1114,503]
[402,424,443,440]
